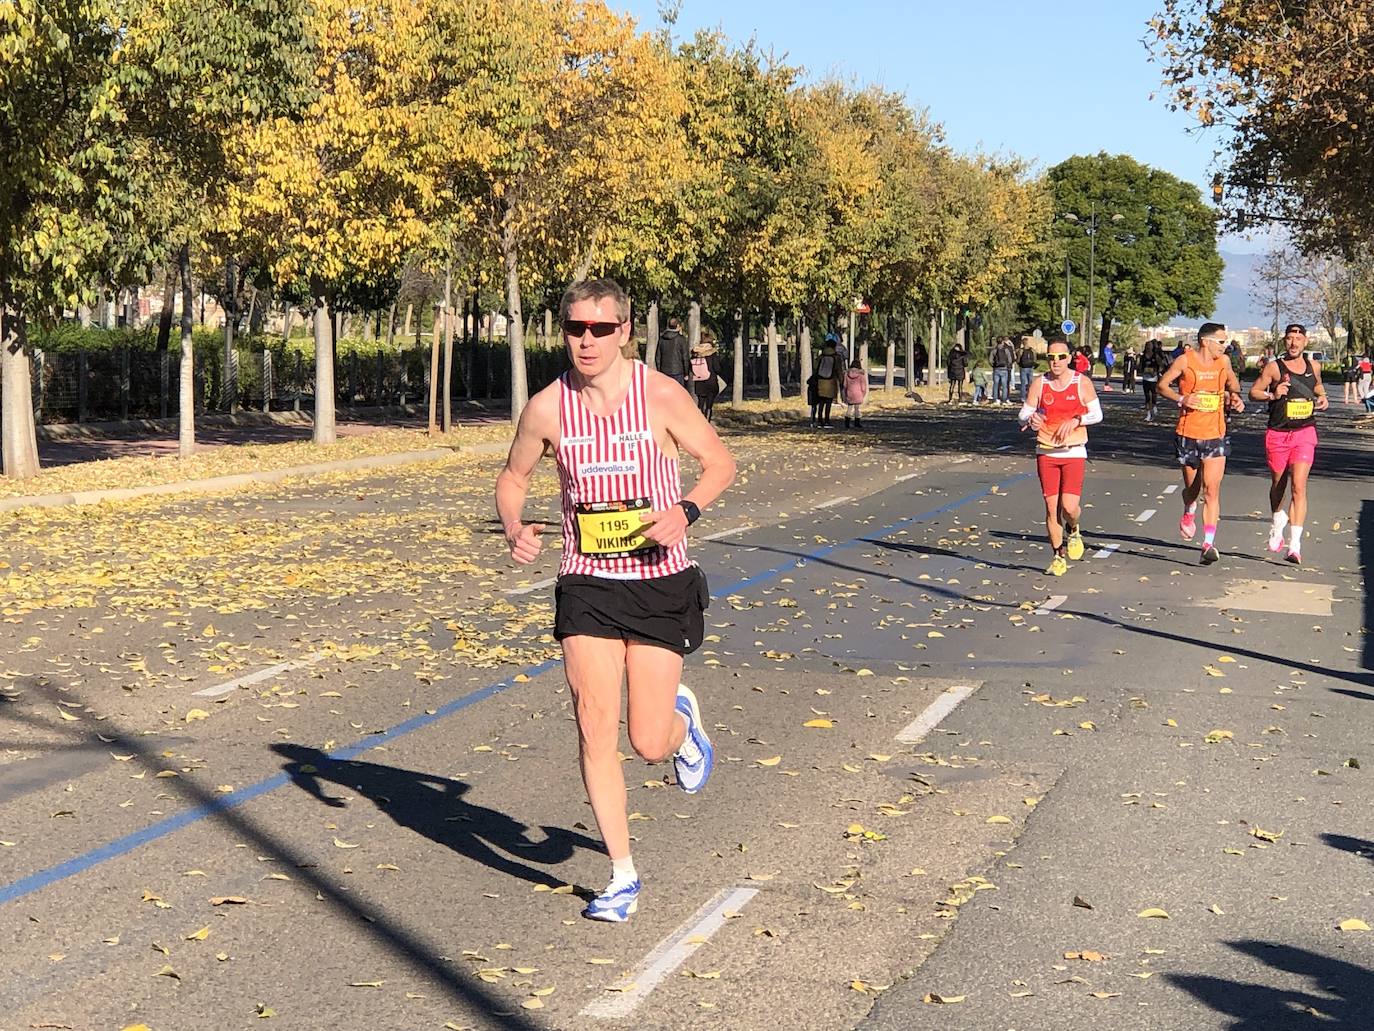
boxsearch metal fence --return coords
[27,340,575,425]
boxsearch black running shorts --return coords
[555,565,709,655]
[1175,434,1231,467]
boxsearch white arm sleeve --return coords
[1017,403,1036,425]
[1079,398,1103,426]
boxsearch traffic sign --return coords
[1061,319,1076,336]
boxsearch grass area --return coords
[0,424,515,501]
[0,388,924,502]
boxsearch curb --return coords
[0,444,510,515]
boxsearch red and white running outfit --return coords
[1035,373,1089,497]
[555,360,692,580]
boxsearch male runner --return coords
[1249,323,1328,563]
[1018,335,1103,576]
[495,278,736,922]
[1157,322,1245,565]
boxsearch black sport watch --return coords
[678,499,701,525]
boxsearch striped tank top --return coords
[556,360,691,580]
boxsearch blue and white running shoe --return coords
[673,685,714,794]
[582,878,641,922]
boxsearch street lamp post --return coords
[1063,204,1123,354]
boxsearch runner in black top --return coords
[1248,323,1328,563]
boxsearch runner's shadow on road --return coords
[1169,940,1372,1029]
[273,744,598,897]
[1321,833,1374,865]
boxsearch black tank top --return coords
[1267,355,1318,430]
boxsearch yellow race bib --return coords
[1193,392,1222,412]
[575,498,654,557]
[1286,398,1314,419]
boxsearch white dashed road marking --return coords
[1164,484,1179,494]
[581,886,760,1020]
[503,576,556,596]
[701,525,755,542]
[193,654,325,698]
[1134,509,1157,523]
[814,496,852,509]
[1034,594,1069,616]
[1093,543,1120,559]
[895,683,982,745]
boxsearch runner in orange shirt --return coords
[1156,322,1246,565]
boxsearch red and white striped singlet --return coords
[556,361,691,580]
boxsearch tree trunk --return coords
[427,305,441,436]
[732,308,745,404]
[384,299,397,350]
[766,310,781,402]
[930,311,941,383]
[313,297,336,444]
[282,301,294,341]
[402,302,413,338]
[885,314,896,391]
[178,244,196,458]
[904,316,915,393]
[0,309,40,480]
[799,320,812,411]
[503,228,529,422]
[645,299,659,369]
[442,266,454,433]
[543,308,552,349]
[689,300,701,350]
[157,263,176,418]
[1098,310,1113,352]
[222,257,238,411]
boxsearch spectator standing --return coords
[991,335,1015,404]
[1140,338,1166,422]
[971,361,992,404]
[689,332,721,422]
[1343,352,1360,403]
[813,334,844,426]
[914,338,929,386]
[946,339,968,402]
[1102,342,1116,387]
[1072,348,1092,376]
[1017,337,1038,398]
[1360,351,1372,399]
[655,316,691,387]
[1121,346,1138,392]
[842,357,869,428]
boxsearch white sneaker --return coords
[1268,517,1288,553]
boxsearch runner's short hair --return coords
[1198,321,1227,340]
[559,278,630,324]
[1046,334,1067,346]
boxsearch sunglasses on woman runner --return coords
[562,320,622,338]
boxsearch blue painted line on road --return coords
[0,470,1029,907]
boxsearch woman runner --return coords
[1019,336,1103,576]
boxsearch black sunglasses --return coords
[562,320,621,338]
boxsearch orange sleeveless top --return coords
[1176,350,1228,440]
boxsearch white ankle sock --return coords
[1290,525,1304,551]
[1271,509,1289,532]
[611,855,638,885]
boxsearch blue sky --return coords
[614,0,1272,324]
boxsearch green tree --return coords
[1030,154,1221,351]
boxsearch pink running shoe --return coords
[1179,512,1197,542]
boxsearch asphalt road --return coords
[1,393,1371,1031]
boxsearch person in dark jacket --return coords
[914,339,929,386]
[946,341,968,401]
[990,336,1015,404]
[1016,338,1037,399]
[655,316,691,386]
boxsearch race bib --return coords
[1286,398,1314,419]
[1193,392,1222,412]
[575,498,654,557]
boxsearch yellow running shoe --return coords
[1066,528,1085,561]
[1045,553,1068,577]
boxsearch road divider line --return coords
[1034,594,1068,616]
[503,576,556,596]
[193,654,325,698]
[896,472,922,482]
[1093,543,1120,560]
[581,886,759,1020]
[701,524,755,542]
[1164,484,1178,494]
[895,683,981,745]
[1134,509,1157,523]
[814,496,852,509]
